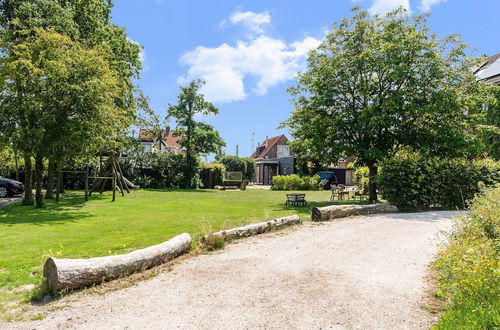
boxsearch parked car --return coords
[316,171,338,190]
[0,177,24,198]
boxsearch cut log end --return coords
[43,257,59,292]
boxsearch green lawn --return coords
[0,188,361,317]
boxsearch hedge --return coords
[271,174,321,191]
[378,156,500,211]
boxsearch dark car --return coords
[316,171,338,190]
[0,177,24,198]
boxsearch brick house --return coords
[138,127,182,154]
[251,135,296,185]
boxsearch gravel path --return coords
[6,211,456,330]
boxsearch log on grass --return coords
[205,215,301,241]
[311,203,398,222]
[44,233,192,292]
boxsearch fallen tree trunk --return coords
[44,233,192,292]
[205,215,301,241]
[312,203,398,222]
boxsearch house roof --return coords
[474,53,500,84]
[138,127,181,149]
[251,134,285,159]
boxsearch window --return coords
[142,143,152,153]
[277,145,290,158]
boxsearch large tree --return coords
[0,0,142,205]
[284,8,486,202]
[0,28,125,207]
[168,80,226,189]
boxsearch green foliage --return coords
[272,175,321,191]
[168,80,226,188]
[220,156,256,182]
[434,185,500,329]
[120,151,187,189]
[242,157,256,181]
[378,155,500,211]
[203,163,226,186]
[283,7,493,201]
[220,155,246,173]
[353,166,369,190]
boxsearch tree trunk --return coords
[43,233,192,292]
[34,155,44,208]
[22,156,33,206]
[204,215,300,241]
[367,163,378,203]
[46,160,55,199]
[14,149,19,181]
[312,203,398,222]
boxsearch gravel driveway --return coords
[6,211,456,330]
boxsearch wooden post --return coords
[111,158,125,196]
[112,170,116,202]
[116,159,130,194]
[84,164,89,202]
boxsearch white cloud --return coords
[418,0,447,12]
[368,0,411,15]
[179,12,321,103]
[221,10,271,35]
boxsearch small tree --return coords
[168,80,226,188]
[284,8,486,202]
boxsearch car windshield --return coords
[319,173,334,180]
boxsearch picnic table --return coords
[286,193,307,207]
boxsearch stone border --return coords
[312,203,398,222]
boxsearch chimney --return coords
[266,135,269,143]
[165,126,171,136]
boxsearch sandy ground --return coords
[5,211,457,330]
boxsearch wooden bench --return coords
[286,193,307,207]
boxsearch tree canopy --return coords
[0,0,143,206]
[284,7,492,201]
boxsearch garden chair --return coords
[337,184,349,201]
[330,185,339,201]
[286,193,307,207]
[354,186,369,201]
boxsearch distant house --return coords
[251,135,296,185]
[474,53,500,85]
[138,127,182,154]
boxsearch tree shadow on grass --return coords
[0,193,108,226]
[140,188,218,194]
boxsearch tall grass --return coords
[434,184,499,329]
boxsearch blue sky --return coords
[111,0,500,158]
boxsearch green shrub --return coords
[271,174,321,191]
[120,151,189,188]
[354,166,369,190]
[434,185,500,329]
[220,155,247,173]
[203,163,225,186]
[242,157,256,181]
[378,155,500,211]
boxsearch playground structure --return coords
[57,152,137,202]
